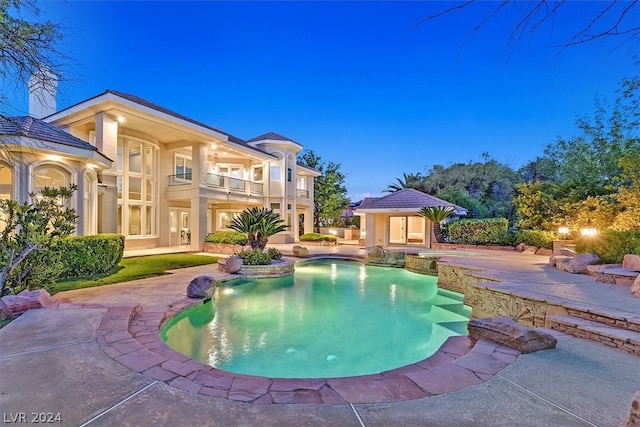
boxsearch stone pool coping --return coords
[89,296,522,405]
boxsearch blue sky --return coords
[6,1,640,200]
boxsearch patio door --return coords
[169,208,191,246]
[389,217,407,245]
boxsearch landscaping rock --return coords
[632,275,640,298]
[0,289,56,320]
[224,256,243,274]
[186,275,216,299]
[292,245,309,257]
[623,254,640,272]
[535,248,552,256]
[467,316,557,353]
[627,390,640,427]
[558,248,577,257]
[368,246,385,259]
[522,245,538,255]
[557,253,601,274]
[515,243,526,252]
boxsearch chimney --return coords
[28,69,57,119]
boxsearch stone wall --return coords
[432,243,515,251]
[437,263,499,294]
[405,254,438,276]
[236,260,295,277]
[203,242,250,255]
[464,284,548,328]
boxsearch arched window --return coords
[33,165,69,192]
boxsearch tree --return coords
[297,150,350,233]
[417,206,454,243]
[0,185,77,297]
[383,172,423,193]
[415,1,640,56]
[227,207,287,251]
[0,0,66,115]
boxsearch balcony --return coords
[296,188,309,198]
[168,173,264,195]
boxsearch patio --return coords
[1,246,638,426]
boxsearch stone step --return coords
[548,314,640,356]
[561,304,640,334]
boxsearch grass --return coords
[48,253,218,295]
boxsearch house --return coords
[354,188,467,247]
[0,87,320,250]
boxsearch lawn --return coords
[49,254,218,295]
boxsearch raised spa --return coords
[161,258,470,378]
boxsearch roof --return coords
[0,116,105,154]
[46,90,275,158]
[246,132,299,144]
[356,188,467,214]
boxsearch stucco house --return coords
[354,188,467,247]
[0,88,320,250]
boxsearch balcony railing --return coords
[296,188,309,198]
[169,173,264,195]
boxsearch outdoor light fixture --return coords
[580,221,597,237]
[558,226,570,239]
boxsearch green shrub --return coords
[56,234,125,279]
[299,233,337,242]
[447,218,509,245]
[576,230,640,264]
[266,247,283,260]
[237,249,272,265]
[515,229,558,249]
[204,231,248,245]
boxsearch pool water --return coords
[161,259,471,378]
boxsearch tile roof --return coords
[0,116,103,153]
[356,188,467,213]
[246,132,300,144]
[47,90,275,158]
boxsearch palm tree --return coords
[417,206,455,243]
[228,207,288,250]
[383,173,424,193]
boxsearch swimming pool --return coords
[161,259,471,378]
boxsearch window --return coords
[287,168,292,182]
[218,211,240,230]
[175,155,192,179]
[252,166,263,182]
[33,165,69,190]
[270,203,280,210]
[219,165,242,178]
[270,166,280,181]
[0,165,13,201]
[83,173,97,235]
[117,137,158,238]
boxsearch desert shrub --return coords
[447,218,509,245]
[266,247,282,260]
[575,230,640,264]
[204,231,248,245]
[299,233,337,242]
[237,249,272,265]
[56,234,125,278]
[515,229,558,249]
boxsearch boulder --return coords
[0,289,56,320]
[623,254,640,272]
[292,245,309,257]
[632,275,640,298]
[467,316,557,353]
[368,246,385,259]
[223,256,243,274]
[522,245,538,255]
[627,390,640,427]
[558,248,576,257]
[558,253,601,274]
[515,243,526,252]
[535,248,553,256]
[186,275,216,299]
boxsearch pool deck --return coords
[1,245,639,426]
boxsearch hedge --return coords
[576,230,640,264]
[56,234,125,279]
[447,218,509,245]
[515,229,558,249]
[204,231,248,245]
[299,233,337,242]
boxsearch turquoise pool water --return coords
[161,259,471,378]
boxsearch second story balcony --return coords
[168,173,264,195]
[296,188,309,198]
